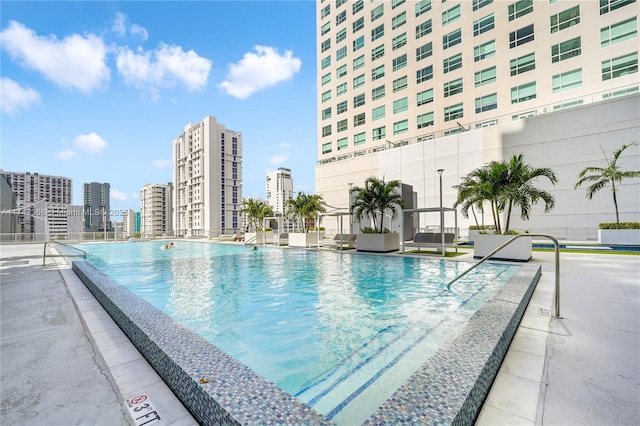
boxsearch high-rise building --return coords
[83,182,111,231]
[122,209,140,238]
[266,167,294,215]
[173,116,243,237]
[315,0,639,237]
[140,183,174,238]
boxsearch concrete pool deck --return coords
[1,243,638,425]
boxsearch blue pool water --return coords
[77,241,520,422]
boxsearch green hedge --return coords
[599,222,640,230]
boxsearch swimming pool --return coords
[69,241,541,425]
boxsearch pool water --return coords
[77,241,520,423]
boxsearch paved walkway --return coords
[1,243,638,425]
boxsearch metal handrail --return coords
[447,234,562,318]
[43,241,87,266]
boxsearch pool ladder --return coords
[43,241,86,266]
[446,234,562,318]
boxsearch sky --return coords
[0,0,318,215]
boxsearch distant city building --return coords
[0,175,19,236]
[266,168,293,215]
[122,209,140,238]
[83,182,111,232]
[173,116,243,237]
[140,183,174,238]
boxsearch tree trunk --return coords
[612,180,620,224]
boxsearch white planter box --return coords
[289,232,320,247]
[474,234,532,261]
[468,229,494,243]
[598,229,640,245]
[356,233,400,253]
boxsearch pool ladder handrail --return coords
[446,233,562,318]
[43,241,87,266]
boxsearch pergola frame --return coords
[400,207,458,256]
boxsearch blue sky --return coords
[1,0,317,215]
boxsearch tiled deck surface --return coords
[1,243,638,425]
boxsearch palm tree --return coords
[575,142,640,225]
[350,176,404,233]
[240,198,273,232]
[285,192,326,232]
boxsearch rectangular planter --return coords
[473,234,532,261]
[598,229,640,245]
[356,233,400,253]
[289,232,320,247]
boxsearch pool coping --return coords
[71,249,541,425]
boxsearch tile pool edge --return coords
[72,260,330,426]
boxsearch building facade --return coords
[315,0,639,238]
[173,116,243,237]
[122,209,140,238]
[83,182,111,232]
[140,183,174,238]
[266,167,294,215]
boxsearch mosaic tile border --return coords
[72,258,540,425]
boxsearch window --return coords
[393,119,409,135]
[354,132,366,146]
[353,36,364,51]
[508,0,534,21]
[372,25,384,41]
[393,54,408,71]
[322,107,331,120]
[337,83,347,96]
[354,112,366,126]
[354,93,365,107]
[444,103,464,121]
[417,112,434,128]
[321,55,331,69]
[321,73,331,86]
[552,37,581,63]
[511,81,536,103]
[599,0,636,15]
[337,0,347,8]
[416,0,432,17]
[553,100,583,111]
[474,14,495,36]
[416,42,433,61]
[417,89,434,106]
[372,65,385,81]
[372,85,386,100]
[373,126,386,140]
[337,137,348,150]
[393,76,408,92]
[392,11,407,30]
[510,24,534,48]
[372,45,385,61]
[443,29,462,49]
[353,17,364,33]
[337,64,347,78]
[372,105,386,120]
[601,17,638,47]
[336,10,346,25]
[321,90,331,103]
[321,22,331,36]
[321,39,331,53]
[444,78,463,97]
[475,66,497,86]
[602,52,638,80]
[553,68,582,92]
[551,6,580,33]
[443,53,462,73]
[322,142,332,154]
[510,52,535,75]
[353,74,365,89]
[321,4,330,19]
[603,86,639,99]
[476,93,497,113]
[353,55,365,70]
[336,46,347,61]
[392,33,407,50]
[353,0,364,15]
[416,20,432,39]
[474,39,495,61]
[442,5,461,25]
[337,119,348,132]
[337,100,348,114]
[371,4,384,21]
[337,28,347,43]
[417,66,433,83]
[473,0,493,11]
[322,125,332,137]
[393,97,408,114]
[392,0,406,9]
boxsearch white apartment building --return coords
[122,209,139,238]
[173,116,243,237]
[266,167,294,215]
[140,183,174,238]
[315,0,639,239]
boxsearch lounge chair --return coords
[321,233,357,249]
[404,232,457,253]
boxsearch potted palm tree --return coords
[350,176,405,252]
[454,154,557,261]
[575,142,640,245]
[285,192,326,247]
[240,198,274,244]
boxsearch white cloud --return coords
[116,43,211,97]
[0,21,109,93]
[219,45,301,99]
[111,190,129,201]
[0,77,40,114]
[112,12,148,41]
[152,159,171,168]
[73,132,107,153]
[269,153,288,166]
[56,149,75,160]
[130,25,148,41]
